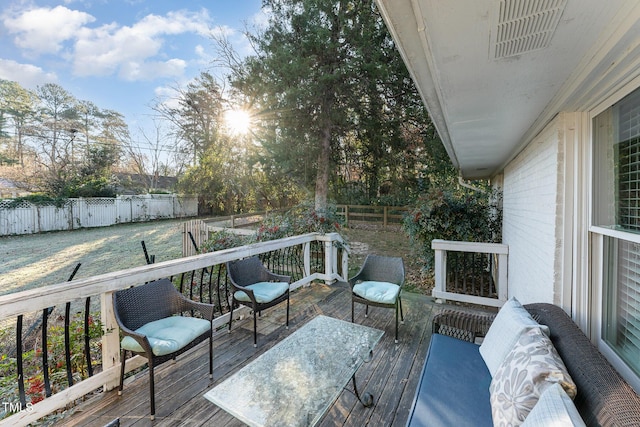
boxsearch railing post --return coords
[497,252,509,301]
[341,248,349,281]
[432,241,447,302]
[383,206,388,227]
[345,205,349,228]
[101,291,120,391]
[303,242,311,278]
[324,240,334,285]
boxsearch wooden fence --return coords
[336,205,409,227]
[0,195,198,236]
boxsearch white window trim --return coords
[589,77,640,393]
[572,112,591,334]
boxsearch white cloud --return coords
[72,9,212,80]
[119,58,187,81]
[209,24,235,39]
[134,10,212,37]
[2,5,213,82]
[153,84,182,110]
[0,59,57,88]
[250,8,271,31]
[3,5,95,56]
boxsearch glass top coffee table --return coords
[204,315,384,427]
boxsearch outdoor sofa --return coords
[406,300,640,426]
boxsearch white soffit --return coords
[376,0,635,179]
[492,0,567,59]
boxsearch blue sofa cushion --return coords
[406,333,493,427]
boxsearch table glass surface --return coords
[204,315,384,427]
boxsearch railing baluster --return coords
[223,267,230,312]
[189,270,195,302]
[451,253,458,293]
[84,297,93,377]
[206,267,214,306]
[216,265,224,314]
[17,314,26,407]
[65,302,74,387]
[178,272,185,293]
[471,252,476,294]
[42,308,51,397]
[199,268,205,303]
[141,240,152,265]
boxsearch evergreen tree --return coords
[231,0,451,210]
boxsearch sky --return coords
[0,0,265,140]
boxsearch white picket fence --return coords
[0,194,198,236]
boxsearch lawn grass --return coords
[0,219,185,296]
[342,224,431,294]
[0,219,431,296]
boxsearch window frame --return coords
[590,77,640,393]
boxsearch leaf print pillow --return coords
[489,327,577,426]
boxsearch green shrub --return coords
[200,229,253,252]
[403,187,502,269]
[5,194,68,208]
[0,313,103,419]
[200,201,346,252]
[258,202,344,239]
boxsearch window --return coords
[594,87,640,377]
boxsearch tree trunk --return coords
[315,123,331,213]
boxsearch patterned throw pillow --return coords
[480,297,550,376]
[490,327,577,427]
[521,383,586,427]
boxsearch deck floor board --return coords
[56,282,462,427]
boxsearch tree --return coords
[231,0,359,213]
[29,83,78,194]
[154,73,224,166]
[0,81,131,197]
[0,80,38,166]
[122,118,177,192]
[230,0,450,211]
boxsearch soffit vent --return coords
[493,0,567,59]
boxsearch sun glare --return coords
[224,109,252,135]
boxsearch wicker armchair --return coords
[113,278,214,420]
[349,255,405,343]
[226,256,291,347]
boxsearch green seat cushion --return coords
[121,316,211,356]
[353,281,400,304]
[234,282,289,304]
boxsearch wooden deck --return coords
[56,281,449,427]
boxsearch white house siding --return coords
[502,115,568,305]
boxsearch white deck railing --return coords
[0,232,347,427]
[431,239,508,307]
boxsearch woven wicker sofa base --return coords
[406,302,640,427]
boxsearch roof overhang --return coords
[375,0,640,179]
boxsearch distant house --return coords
[375,0,640,391]
[113,173,178,195]
[0,178,31,198]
